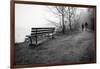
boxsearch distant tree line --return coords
[47,6,94,34]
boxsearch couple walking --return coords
[82,22,88,31]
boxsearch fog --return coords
[15,4,92,43]
[15,4,55,42]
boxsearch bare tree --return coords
[47,6,76,33]
[66,7,76,31]
[54,6,67,33]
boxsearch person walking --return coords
[85,22,88,31]
[82,23,84,31]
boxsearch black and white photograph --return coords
[11,1,96,68]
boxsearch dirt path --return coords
[16,31,94,65]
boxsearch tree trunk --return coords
[62,14,65,34]
[69,18,72,31]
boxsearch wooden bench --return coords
[26,27,55,46]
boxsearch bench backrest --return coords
[31,27,55,36]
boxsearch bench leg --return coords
[52,33,55,39]
[29,37,33,46]
[35,36,37,46]
[47,33,50,38]
[52,35,54,39]
[35,31,38,46]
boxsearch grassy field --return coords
[15,31,95,65]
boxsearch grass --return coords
[15,31,95,65]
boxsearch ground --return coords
[15,31,95,65]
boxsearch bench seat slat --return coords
[32,27,55,29]
[31,29,54,32]
[31,31,53,33]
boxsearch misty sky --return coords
[15,4,89,42]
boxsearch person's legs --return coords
[82,25,84,32]
[82,25,84,31]
[85,26,87,31]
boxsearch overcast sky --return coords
[15,4,88,43]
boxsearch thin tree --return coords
[66,7,76,31]
[47,6,76,33]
